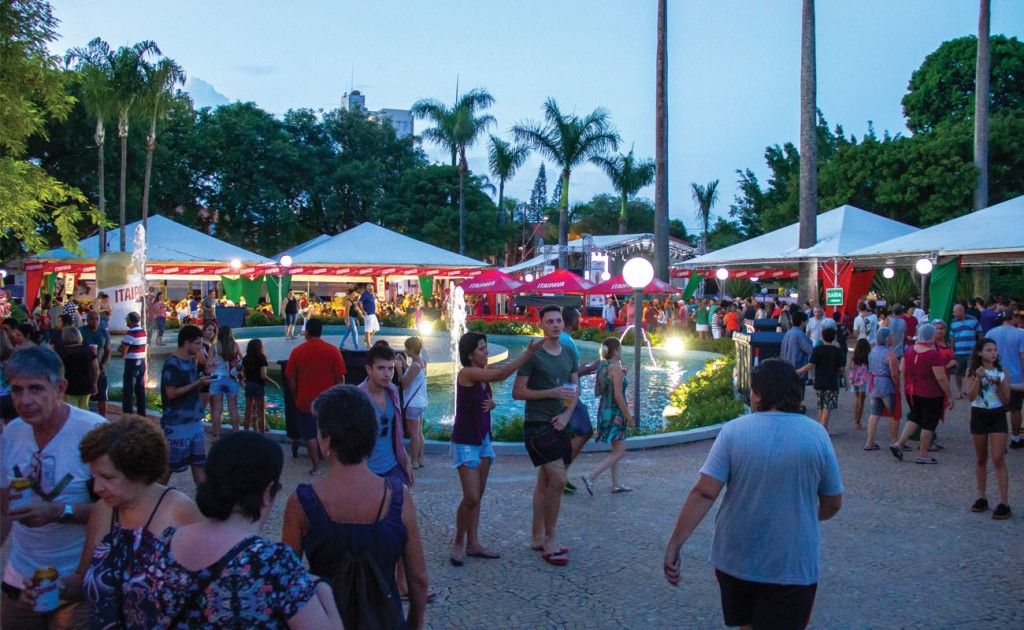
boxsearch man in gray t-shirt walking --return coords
[664,359,843,629]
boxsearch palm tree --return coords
[65,38,115,254]
[513,98,619,268]
[110,41,160,251]
[412,88,495,254]
[691,180,719,253]
[140,57,185,231]
[654,0,670,279]
[487,135,530,222]
[593,149,655,234]
[798,0,818,300]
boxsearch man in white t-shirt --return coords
[1,346,104,628]
[664,358,843,629]
[853,302,878,342]
[806,305,827,345]
[912,300,929,326]
[602,299,617,332]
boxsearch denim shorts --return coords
[870,393,895,417]
[209,376,239,396]
[451,434,495,469]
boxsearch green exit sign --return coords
[825,287,844,306]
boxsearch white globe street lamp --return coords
[524,273,534,282]
[277,256,293,316]
[915,258,933,275]
[280,255,293,268]
[623,256,654,428]
[882,267,895,279]
[600,271,611,281]
[715,268,729,281]
[229,258,242,270]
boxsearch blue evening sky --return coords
[49,1,1023,231]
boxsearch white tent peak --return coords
[679,205,918,267]
[288,222,488,267]
[852,194,1024,259]
[274,234,332,260]
[36,214,272,263]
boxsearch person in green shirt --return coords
[695,299,711,341]
[513,305,578,567]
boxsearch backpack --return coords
[329,547,403,630]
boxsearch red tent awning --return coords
[670,267,799,280]
[456,269,523,294]
[515,269,595,295]
[589,274,679,295]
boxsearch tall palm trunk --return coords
[141,112,157,231]
[118,111,129,251]
[798,0,818,302]
[458,150,467,255]
[95,118,107,254]
[973,0,990,211]
[618,192,628,234]
[653,0,670,280]
[558,170,570,269]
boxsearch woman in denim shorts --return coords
[208,325,242,437]
[864,328,901,450]
[447,332,540,566]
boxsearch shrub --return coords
[380,312,414,328]
[490,415,525,442]
[664,352,742,431]
[466,320,541,336]
[245,311,282,327]
[423,422,452,441]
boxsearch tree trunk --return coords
[653,0,670,280]
[95,118,107,255]
[118,111,129,252]
[618,192,628,234]
[798,0,818,302]
[498,180,509,266]
[973,0,990,211]
[558,170,570,269]
[458,150,467,255]
[141,115,157,231]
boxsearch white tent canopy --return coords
[502,233,695,274]
[38,214,272,264]
[274,234,331,261]
[288,222,487,268]
[678,205,919,268]
[851,195,1024,264]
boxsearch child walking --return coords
[797,327,845,431]
[848,338,871,430]
[242,338,279,433]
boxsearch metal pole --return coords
[633,288,642,423]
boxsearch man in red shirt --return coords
[285,318,346,475]
[724,304,741,337]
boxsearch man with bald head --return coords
[949,303,981,397]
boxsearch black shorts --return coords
[715,569,817,630]
[970,406,1008,435]
[909,395,944,432]
[244,381,265,398]
[1006,390,1024,413]
[295,411,317,440]
[524,423,572,468]
[93,372,108,402]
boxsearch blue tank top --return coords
[367,394,398,475]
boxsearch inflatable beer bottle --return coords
[96,252,143,334]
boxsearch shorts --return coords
[696,324,709,332]
[815,389,838,410]
[851,383,866,395]
[715,569,817,630]
[94,372,108,402]
[364,314,380,334]
[376,463,409,487]
[909,395,943,432]
[285,313,297,326]
[163,421,207,473]
[1006,390,1024,412]
[209,376,239,396]
[295,410,318,440]
[970,406,1008,435]
[524,423,572,468]
[870,394,895,417]
[565,403,594,438]
[404,406,425,421]
[244,381,265,398]
[451,434,495,469]
[955,355,970,376]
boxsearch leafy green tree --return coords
[513,98,619,268]
[902,35,1024,134]
[412,88,495,255]
[706,216,745,250]
[110,41,159,250]
[573,193,653,234]
[592,149,655,234]
[64,37,114,252]
[139,56,185,229]
[528,163,547,221]
[0,0,98,260]
[690,179,719,252]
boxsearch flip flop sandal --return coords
[531,545,569,553]
[466,550,501,559]
[863,444,880,451]
[611,486,634,493]
[541,550,569,566]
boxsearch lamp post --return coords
[915,257,933,311]
[623,257,654,426]
[278,255,293,316]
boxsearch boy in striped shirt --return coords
[118,311,148,415]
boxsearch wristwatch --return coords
[58,503,74,524]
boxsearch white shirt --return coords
[2,405,106,586]
[806,316,826,344]
[602,303,616,322]
[913,307,928,326]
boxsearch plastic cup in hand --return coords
[562,383,578,408]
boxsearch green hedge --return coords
[664,352,742,431]
[107,387,288,431]
[422,414,526,442]
[466,320,542,336]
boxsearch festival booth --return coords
[457,269,523,321]
[28,215,274,329]
[508,269,605,327]
[672,205,919,316]
[850,194,1024,322]
[271,222,488,311]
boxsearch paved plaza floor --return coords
[4,387,1022,627]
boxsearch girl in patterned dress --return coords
[581,338,635,495]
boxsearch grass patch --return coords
[664,352,743,432]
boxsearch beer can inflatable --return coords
[96,252,143,334]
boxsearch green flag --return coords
[266,275,292,314]
[418,276,433,301]
[682,273,704,301]
[239,276,265,307]
[928,258,959,327]
[220,276,242,304]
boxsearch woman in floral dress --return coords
[581,338,635,494]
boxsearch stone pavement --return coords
[4,386,1021,627]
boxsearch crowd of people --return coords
[2,287,1022,628]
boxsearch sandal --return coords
[863,444,880,451]
[611,485,634,493]
[531,545,568,553]
[541,550,569,566]
[466,548,501,559]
